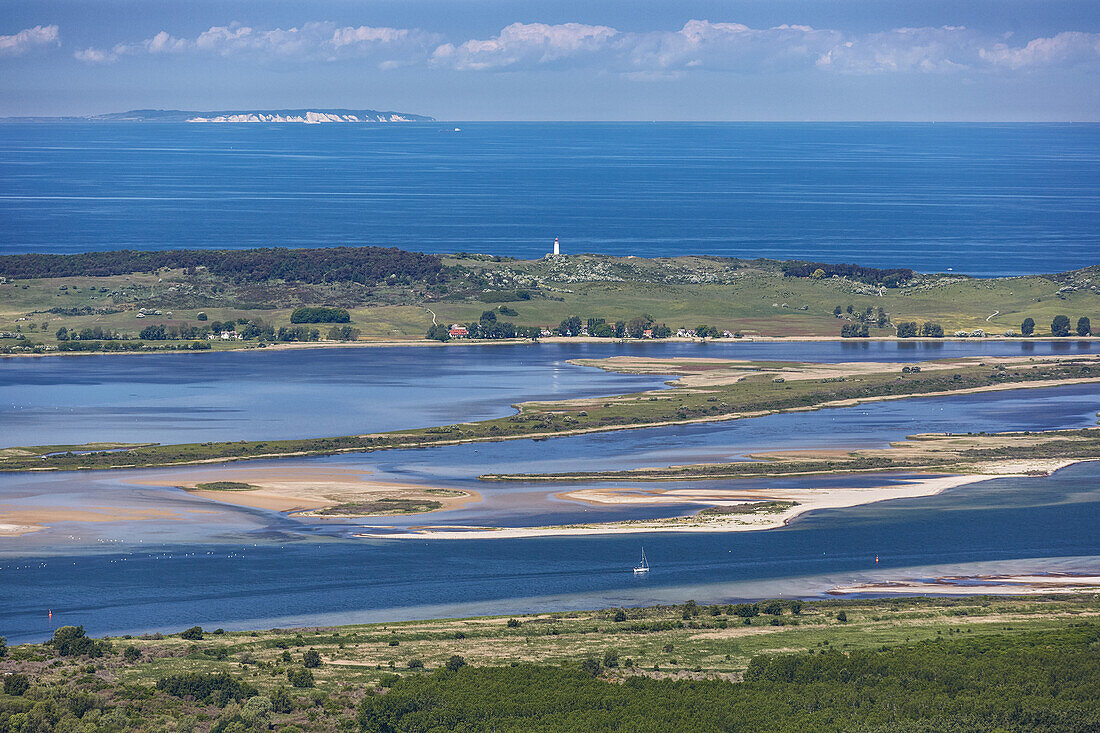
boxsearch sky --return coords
[1,0,1099,120]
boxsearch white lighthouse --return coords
[553,237,560,256]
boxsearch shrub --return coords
[49,626,110,657]
[156,672,257,702]
[180,626,204,640]
[303,649,322,668]
[407,659,425,669]
[123,645,141,661]
[613,609,627,622]
[445,655,467,672]
[837,611,848,622]
[1051,315,1071,337]
[506,618,521,628]
[287,667,315,688]
[1077,316,1092,337]
[580,658,601,676]
[1021,317,1035,336]
[3,674,29,696]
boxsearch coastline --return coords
[3,334,1098,359]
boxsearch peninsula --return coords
[0,247,1096,355]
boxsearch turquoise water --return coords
[2,123,1098,274]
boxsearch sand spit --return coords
[354,472,1005,540]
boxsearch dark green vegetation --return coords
[290,307,351,324]
[311,499,444,516]
[2,249,1096,348]
[193,482,253,491]
[781,260,914,287]
[697,501,796,516]
[0,247,443,285]
[1,597,1097,732]
[358,627,1100,732]
[1,356,1096,472]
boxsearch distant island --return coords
[0,108,435,123]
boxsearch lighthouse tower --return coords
[553,237,560,256]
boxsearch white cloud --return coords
[0,24,60,57]
[70,19,1100,76]
[624,20,843,73]
[431,22,619,70]
[76,21,439,65]
[980,31,1100,70]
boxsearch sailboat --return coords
[633,546,650,574]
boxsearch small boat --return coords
[633,546,650,574]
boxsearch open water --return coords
[2,122,1098,275]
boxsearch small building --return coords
[449,324,469,338]
[642,329,653,338]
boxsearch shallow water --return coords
[1,339,1095,445]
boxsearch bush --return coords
[287,667,315,688]
[445,655,467,672]
[1021,317,1035,336]
[837,611,848,622]
[580,658,601,676]
[426,324,450,342]
[895,322,918,338]
[270,686,295,713]
[290,306,350,324]
[123,645,141,661]
[506,619,521,628]
[180,626,204,640]
[613,609,627,622]
[197,312,208,321]
[1051,314,1071,337]
[3,673,29,696]
[156,672,257,702]
[49,626,110,657]
[1077,316,1092,337]
[303,649,322,668]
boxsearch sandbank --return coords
[829,573,1100,596]
[0,505,184,537]
[138,466,480,516]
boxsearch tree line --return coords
[1021,315,1091,337]
[0,246,445,285]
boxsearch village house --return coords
[448,324,469,338]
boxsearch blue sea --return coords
[1,122,1098,275]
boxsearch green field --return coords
[2,252,1097,351]
[2,595,1098,731]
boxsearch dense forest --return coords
[356,625,1100,732]
[0,247,445,285]
[782,261,915,287]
